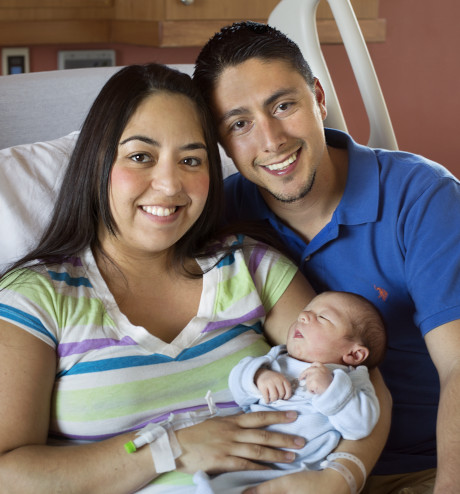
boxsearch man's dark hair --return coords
[194,21,316,109]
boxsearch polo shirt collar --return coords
[245,129,380,225]
[326,128,380,226]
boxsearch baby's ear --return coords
[343,344,369,366]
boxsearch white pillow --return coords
[0,132,237,272]
[0,132,78,272]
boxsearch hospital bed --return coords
[0,0,396,270]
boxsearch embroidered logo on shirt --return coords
[374,285,388,301]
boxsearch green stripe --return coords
[52,339,271,422]
[214,262,254,313]
[261,258,297,312]
[9,269,115,328]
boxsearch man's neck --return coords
[261,146,348,243]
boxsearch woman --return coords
[0,64,388,493]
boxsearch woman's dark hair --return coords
[194,21,316,110]
[2,63,223,277]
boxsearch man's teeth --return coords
[266,152,297,171]
[142,205,177,217]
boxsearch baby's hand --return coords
[255,368,293,403]
[300,362,333,395]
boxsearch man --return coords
[194,21,460,494]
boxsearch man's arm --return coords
[425,319,460,494]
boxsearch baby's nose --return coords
[298,311,310,323]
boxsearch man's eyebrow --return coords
[119,135,207,152]
[264,88,298,107]
[219,87,299,124]
[219,107,249,125]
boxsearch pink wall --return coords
[322,0,460,177]
[4,0,460,176]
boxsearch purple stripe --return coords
[64,257,84,267]
[41,256,83,267]
[248,243,268,277]
[202,305,265,333]
[57,336,137,357]
[50,401,239,441]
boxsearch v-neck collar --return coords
[82,248,219,358]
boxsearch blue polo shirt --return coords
[224,128,460,475]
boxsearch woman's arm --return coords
[0,320,307,492]
[263,271,316,345]
[0,320,157,494]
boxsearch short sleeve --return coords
[242,237,298,313]
[0,268,59,348]
[401,177,460,334]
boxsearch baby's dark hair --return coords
[323,291,387,369]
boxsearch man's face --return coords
[211,58,327,204]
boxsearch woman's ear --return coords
[343,344,369,366]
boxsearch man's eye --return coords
[276,102,292,113]
[231,120,247,131]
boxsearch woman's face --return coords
[101,91,210,260]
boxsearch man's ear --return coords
[343,344,369,366]
[314,78,327,121]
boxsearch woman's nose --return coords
[151,160,181,195]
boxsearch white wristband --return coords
[320,453,367,494]
[320,459,357,494]
[327,452,367,490]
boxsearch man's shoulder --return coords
[223,172,268,222]
[224,171,255,190]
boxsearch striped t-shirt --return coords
[0,235,297,491]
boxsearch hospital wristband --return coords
[320,452,367,494]
[327,452,367,489]
[320,458,357,494]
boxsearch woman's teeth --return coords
[266,151,297,171]
[142,205,177,217]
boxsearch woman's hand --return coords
[242,468,350,494]
[175,411,305,475]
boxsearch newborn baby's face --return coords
[286,293,352,364]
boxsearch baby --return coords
[193,291,387,493]
[229,290,387,470]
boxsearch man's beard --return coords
[265,170,317,204]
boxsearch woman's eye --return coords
[129,153,150,163]
[181,157,201,167]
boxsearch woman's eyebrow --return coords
[119,136,207,152]
[181,142,207,151]
[119,135,158,147]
